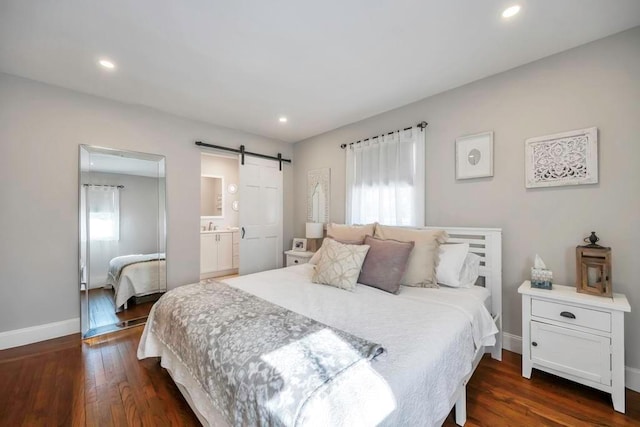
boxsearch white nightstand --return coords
[284,250,315,267]
[518,281,630,413]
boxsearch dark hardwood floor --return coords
[83,288,157,328]
[0,328,638,426]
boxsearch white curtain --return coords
[88,186,120,241]
[346,128,425,226]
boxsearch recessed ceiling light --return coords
[279,116,288,123]
[99,59,116,70]
[502,5,521,18]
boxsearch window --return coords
[345,128,425,226]
[88,186,120,241]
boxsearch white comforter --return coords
[139,264,497,426]
[113,259,166,308]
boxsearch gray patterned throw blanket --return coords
[148,280,384,426]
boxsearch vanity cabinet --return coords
[232,231,240,269]
[201,231,235,277]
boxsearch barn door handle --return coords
[560,311,576,319]
[241,227,245,239]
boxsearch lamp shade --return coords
[305,222,324,239]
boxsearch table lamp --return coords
[305,222,324,252]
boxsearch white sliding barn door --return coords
[239,156,283,275]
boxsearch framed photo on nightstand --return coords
[292,238,307,252]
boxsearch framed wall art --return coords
[307,168,330,223]
[456,131,494,180]
[525,127,598,188]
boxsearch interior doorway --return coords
[200,153,240,279]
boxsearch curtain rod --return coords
[195,141,292,171]
[339,121,428,149]
[83,184,125,189]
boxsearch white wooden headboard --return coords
[426,226,503,360]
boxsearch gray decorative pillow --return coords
[312,239,370,291]
[358,236,415,294]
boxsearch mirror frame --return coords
[201,174,225,220]
[79,144,167,339]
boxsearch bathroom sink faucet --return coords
[208,221,213,231]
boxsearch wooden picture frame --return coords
[456,131,494,180]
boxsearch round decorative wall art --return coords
[455,131,494,180]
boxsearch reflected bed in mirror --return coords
[79,145,167,339]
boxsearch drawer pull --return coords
[532,342,538,347]
[294,259,299,264]
[560,311,576,319]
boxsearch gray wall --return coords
[85,172,161,287]
[0,72,293,332]
[293,27,640,369]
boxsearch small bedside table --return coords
[284,250,315,267]
[518,281,631,413]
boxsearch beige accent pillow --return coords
[312,239,370,291]
[309,237,364,265]
[326,223,375,241]
[374,225,448,287]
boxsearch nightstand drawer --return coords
[286,256,307,267]
[532,299,611,333]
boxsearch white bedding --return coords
[111,259,166,308]
[139,263,497,426]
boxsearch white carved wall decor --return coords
[525,127,598,188]
[307,168,330,223]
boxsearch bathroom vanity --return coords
[200,229,240,279]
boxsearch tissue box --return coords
[531,267,553,290]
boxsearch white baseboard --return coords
[501,332,640,393]
[0,318,80,350]
[626,366,640,393]
[503,332,523,354]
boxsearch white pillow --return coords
[436,243,469,287]
[459,252,481,288]
[309,249,322,265]
[311,239,370,291]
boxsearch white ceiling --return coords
[87,153,162,178]
[81,147,165,177]
[1,1,639,143]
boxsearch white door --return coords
[239,156,283,275]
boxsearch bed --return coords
[107,253,167,309]
[138,227,502,426]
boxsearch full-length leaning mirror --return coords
[79,145,167,338]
